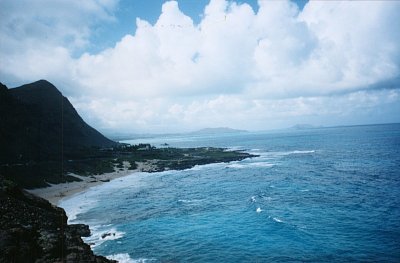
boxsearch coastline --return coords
[27,161,156,206]
[26,149,256,206]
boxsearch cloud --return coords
[0,0,117,50]
[1,0,399,132]
[0,0,118,85]
[73,0,400,99]
[297,1,400,94]
[70,88,400,133]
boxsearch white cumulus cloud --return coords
[1,0,399,133]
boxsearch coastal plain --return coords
[28,147,256,205]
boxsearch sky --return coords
[0,0,399,134]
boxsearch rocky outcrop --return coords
[0,177,115,263]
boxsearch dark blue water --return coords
[60,124,400,262]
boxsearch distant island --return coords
[0,80,256,262]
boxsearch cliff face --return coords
[0,80,120,187]
[0,177,115,263]
[0,80,119,262]
[0,80,117,164]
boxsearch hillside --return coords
[0,80,120,187]
[0,80,256,189]
[0,80,117,164]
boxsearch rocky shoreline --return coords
[27,148,257,205]
[1,150,257,263]
[0,177,115,263]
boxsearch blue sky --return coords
[89,0,308,55]
[0,0,399,134]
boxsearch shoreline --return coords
[26,161,156,206]
[25,149,256,206]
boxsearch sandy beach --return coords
[27,161,157,206]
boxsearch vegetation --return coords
[0,80,256,189]
[0,143,256,189]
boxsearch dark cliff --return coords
[0,176,115,263]
[0,80,119,188]
[0,80,117,164]
[0,80,118,262]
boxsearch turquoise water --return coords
[60,124,400,262]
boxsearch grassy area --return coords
[1,144,256,189]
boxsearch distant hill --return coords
[0,80,117,164]
[190,127,248,135]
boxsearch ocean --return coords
[59,124,400,262]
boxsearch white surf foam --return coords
[247,150,272,157]
[58,191,100,223]
[272,217,283,223]
[190,162,225,171]
[248,162,275,168]
[289,150,315,154]
[226,163,246,169]
[226,146,245,151]
[106,253,157,263]
[226,161,275,169]
[83,226,125,248]
[59,171,148,223]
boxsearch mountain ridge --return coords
[0,80,117,262]
[0,80,117,164]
